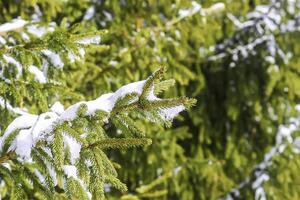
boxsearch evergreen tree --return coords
[0,4,195,199]
[0,0,300,200]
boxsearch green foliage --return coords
[0,0,300,199]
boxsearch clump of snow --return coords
[0,97,27,115]
[252,173,269,190]
[85,93,114,114]
[203,2,225,15]
[28,65,47,83]
[47,162,58,185]
[68,50,85,63]
[31,112,59,142]
[63,165,78,179]
[104,183,112,192]
[108,81,145,104]
[21,32,30,41]
[108,60,118,66]
[68,52,76,63]
[0,114,38,149]
[173,166,182,175]
[103,11,113,21]
[160,105,185,121]
[63,164,90,195]
[26,24,55,37]
[3,55,23,76]
[0,18,27,33]
[63,134,81,164]
[50,102,65,115]
[77,36,101,45]
[60,102,85,121]
[13,129,33,159]
[293,137,300,149]
[41,50,64,68]
[34,169,45,184]
[79,48,85,57]
[0,36,6,45]
[83,6,95,20]
[178,1,201,19]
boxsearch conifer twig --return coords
[0,151,15,164]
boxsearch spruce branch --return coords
[87,138,152,150]
[0,20,107,84]
[0,68,195,199]
[0,151,15,164]
[139,67,165,101]
[154,79,175,95]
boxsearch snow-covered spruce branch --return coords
[166,1,225,30]
[0,18,28,36]
[0,18,106,84]
[98,1,225,40]
[83,1,225,28]
[0,96,27,115]
[220,105,300,200]
[0,68,195,199]
[208,0,300,65]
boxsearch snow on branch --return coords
[220,105,300,200]
[208,0,300,65]
[178,1,225,19]
[0,18,28,34]
[0,97,27,115]
[0,68,195,197]
[0,19,107,84]
[0,68,194,161]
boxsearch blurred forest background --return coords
[1,0,300,199]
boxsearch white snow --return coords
[83,6,95,20]
[47,163,58,185]
[0,114,38,148]
[103,11,113,21]
[108,60,118,66]
[3,55,23,76]
[178,1,201,19]
[63,134,81,164]
[68,52,77,63]
[207,3,225,13]
[85,93,114,114]
[254,187,267,200]
[160,106,185,121]
[41,50,64,68]
[0,18,27,33]
[31,112,59,142]
[13,129,33,159]
[104,183,111,192]
[63,165,78,179]
[0,97,28,115]
[21,32,30,41]
[77,36,101,45]
[34,169,45,184]
[0,36,6,45]
[293,137,300,149]
[79,48,85,57]
[60,102,85,121]
[28,65,47,83]
[50,102,65,115]
[26,24,55,37]
[252,173,270,189]
[173,166,182,175]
